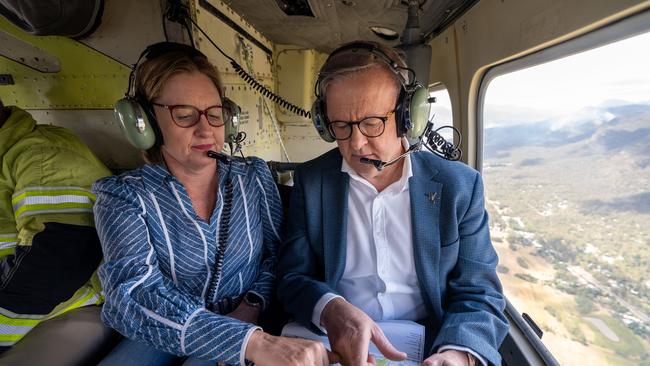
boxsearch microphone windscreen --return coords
[207,150,231,164]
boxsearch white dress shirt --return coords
[341,155,427,321]
[311,148,486,365]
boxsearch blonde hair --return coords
[135,49,224,164]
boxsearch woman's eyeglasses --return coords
[152,103,230,128]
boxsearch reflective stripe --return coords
[0,335,24,345]
[0,307,47,320]
[0,234,17,250]
[0,248,15,257]
[0,234,18,257]
[11,186,95,219]
[0,287,102,346]
[12,186,95,204]
[0,310,41,346]
[48,287,102,320]
[0,242,17,250]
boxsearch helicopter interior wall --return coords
[0,0,298,171]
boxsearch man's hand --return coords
[423,350,473,366]
[245,330,339,366]
[226,300,260,325]
[320,298,407,366]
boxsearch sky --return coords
[483,30,650,128]
[427,30,650,130]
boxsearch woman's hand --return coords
[422,350,474,366]
[245,331,339,366]
[226,300,260,325]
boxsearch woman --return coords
[94,43,331,366]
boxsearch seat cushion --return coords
[0,306,121,366]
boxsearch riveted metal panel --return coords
[0,16,130,109]
[29,110,142,172]
[79,0,168,65]
[0,31,60,72]
[193,0,283,161]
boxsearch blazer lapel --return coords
[322,163,349,286]
[409,154,444,322]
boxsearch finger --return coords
[423,355,444,366]
[347,333,371,366]
[327,350,342,365]
[370,327,407,361]
[367,353,376,365]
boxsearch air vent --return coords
[274,0,314,17]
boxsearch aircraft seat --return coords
[0,306,120,366]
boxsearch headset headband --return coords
[126,42,208,98]
[311,41,430,141]
[316,41,413,97]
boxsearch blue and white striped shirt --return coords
[93,158,282,365]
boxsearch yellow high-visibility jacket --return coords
[0,106,111,347]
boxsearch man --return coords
[278,42,508,366]
[0,99,114,363]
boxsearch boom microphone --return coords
[207,150,231,164]
[360,147,419,171]
[360,121,462,171]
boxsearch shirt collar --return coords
[341,138,413,193]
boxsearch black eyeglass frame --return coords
[327,110,395,140]
[152,102,228,128]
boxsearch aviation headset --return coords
[114,41,241,150]
[311,41,431,142]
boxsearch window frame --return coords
[476,9,650,171]
[476,8,650,366]
[427,83,456,142]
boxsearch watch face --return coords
[245,292,263,306]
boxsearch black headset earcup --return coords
[114,97,157,150]
[222,97,241,144]
[311,99,335,143]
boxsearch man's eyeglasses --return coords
[152,103,230,128]
[327,110,395,140]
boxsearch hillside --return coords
[483,103,650,365]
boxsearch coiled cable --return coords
[230,61,311,118]
[181,12,312,119]
[205,169,233,311]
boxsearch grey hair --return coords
[316,41,410,98]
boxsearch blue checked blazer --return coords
[278,148,508,366]
[93,158,282,365]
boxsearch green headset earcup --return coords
[405,85,431,139]
[114,98,157,150]
[222,97,241,144]
[311,99,335,142]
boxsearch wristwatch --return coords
[243,291,264,309]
